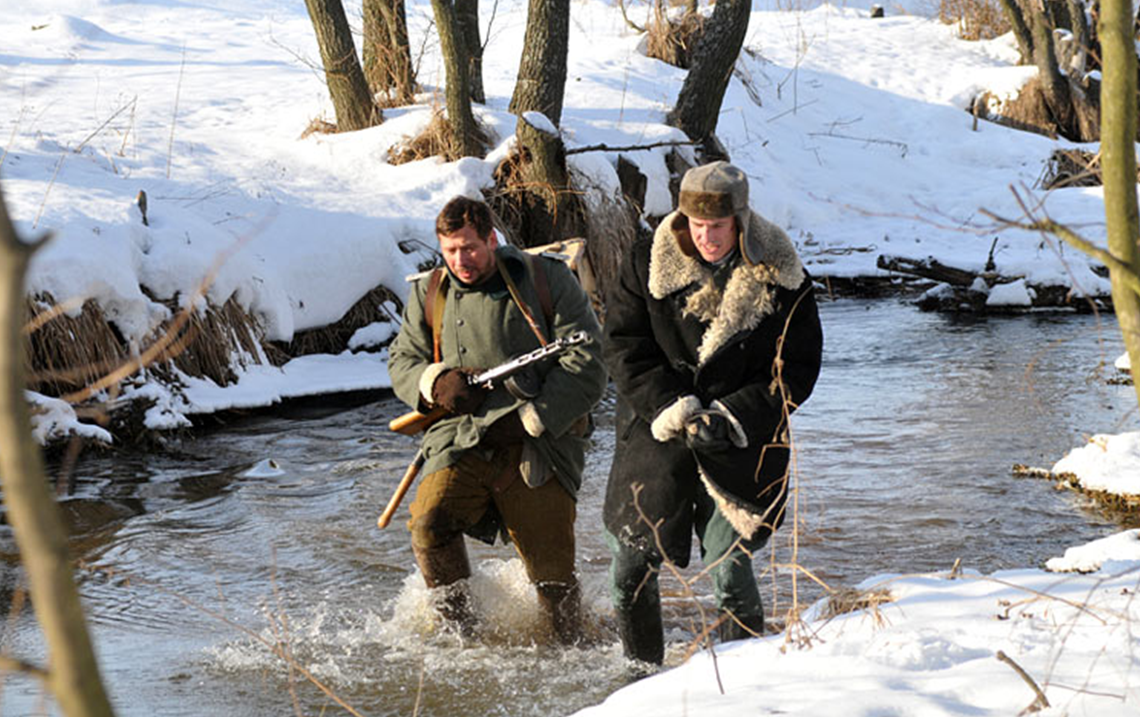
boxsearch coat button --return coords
[457,318,465,327]
[460,346,468,354]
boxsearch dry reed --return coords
[939,0,1009,40]
[278,285,400,357]
[645,5,706,69]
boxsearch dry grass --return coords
[276,285,401,358]
[300,117,337,139]
[577,177,641,316]
[25,294,127,396]
[974,75,1099,143]
[485,149,529,240]
[645,6,706,69]
[939,0,1009,40]
[819,586,894,623]
[25,291,272,400]
[1037,148,1140,191]
[388,109,491,165]
[388,110,454,165]
[164,295,268,385]
[1039,149,1104,189]
[973,77,1061,139]
[485,146,588,249]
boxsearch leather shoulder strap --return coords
[529,254,555,329]
[424,268,447,362]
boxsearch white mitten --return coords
[651,394,703,443]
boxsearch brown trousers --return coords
[407,443,577,586]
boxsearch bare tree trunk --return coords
[1030,1,1079,137]
[1099,0,1140,409]
[305,0,380,130]
[363,0,415,105]
[667,0,750,153]
[996,0,1036,64]
[501,0,579,245]
[1064,0,1091,74]
[0,187,115,717]
[514,115,584,245]
[509,0,570,126]
[455,0,485,104]
[431,0,483,157]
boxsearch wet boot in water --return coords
[537,581,582,646]
[413,536,475,637]
[615,590,664,667]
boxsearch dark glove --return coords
[431,368,488,414]
[684,412,733,452]
[481,411,527,447]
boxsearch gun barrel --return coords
[472,331,589,386]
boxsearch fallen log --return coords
[876,254,985,286]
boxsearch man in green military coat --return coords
[388,196,606,644]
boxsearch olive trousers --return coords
[408,443,577,587]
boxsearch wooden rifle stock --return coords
[377,449,425,529]
[388,405,449,435]
[379,408,447,528]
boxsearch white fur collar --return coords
[648,210,805,365]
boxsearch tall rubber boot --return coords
[412,536,475,636]
[537,581,582,646]
[615,590,664,665]
[716,606,764,644]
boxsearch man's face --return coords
[438,224,498,285]
[688,215,737,263]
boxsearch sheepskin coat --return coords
[602,210,823,565]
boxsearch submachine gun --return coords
[377,330,591,528]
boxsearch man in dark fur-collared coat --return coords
[602,161,823,665]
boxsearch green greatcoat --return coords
[388,244,606,501]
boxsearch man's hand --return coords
[684,412,733,452]
[431,368,488,414]
[651,394,703,442]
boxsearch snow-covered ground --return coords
[3,0,1119,435]
[574,534,1140,717]
[4,0,1140,714]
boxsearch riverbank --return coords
[9,298,1137,717]
[6,0,1126,453]
[572,527,1140,717]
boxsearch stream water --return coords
[1,298,1135,716]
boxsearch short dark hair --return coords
[436,196,493,239]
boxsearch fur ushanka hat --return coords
[677,161,761,265]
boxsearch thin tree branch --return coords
[566,139,696,155]
[996,650,1051,714]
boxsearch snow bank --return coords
[574,532,1140,717]
[1052,432,1140,497]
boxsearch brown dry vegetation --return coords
[26,294,126,397]
[387,109,492,165]
[645,6,707,68]
[939,0,1010,40]
[974,76,1099,140]
[26,284,399,441]
[275,285,401,358]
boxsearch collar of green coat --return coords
[648,210,806,366]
